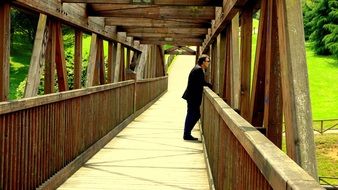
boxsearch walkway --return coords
[58,55,210,189]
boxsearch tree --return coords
[308,0,338,56]
[323,0,338,57]
[11,8,38,44]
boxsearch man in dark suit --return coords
[182,55,212,140]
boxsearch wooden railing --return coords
[0,77,168,189]
[136,76,168,111]
[201,88,323,190]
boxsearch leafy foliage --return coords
[303,0,338,57]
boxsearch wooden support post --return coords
[74,30,83,89]
[214,37,220,94]
[231,13,240,110]
[119,45,125,81]
[206,45,212,83]
[86,33,98,87]
[276,0,318,179]
[240,6,253,121]
[107,41,114,83]
[45,21,56,94]
[249,0,268,126]
[263,0,283,148]
[55,21,68,91]
[0,2,10,101]
[218,30,227,98]
[25,14,48,98]
[114,42,122,82]
[111,42,117,81]
[223,26,232,104]
[98,38,105,84]
[126,48,131,70]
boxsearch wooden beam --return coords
[263,0,282,148]
[74,30,83,89]
[218,30,226,99]
[140,38,203,46]
[45,20,56,94]
[62,0,223,6]
[105,17,211,28]
[24,14,48,98]
[249,0,267,126]
[276,0,318,178]
[86,33,98,87]
[126,33,204,39]
[114,43,122,82]
[239,6,253,121]
[107,41,114,83]
[120,27,208,35]
[55,21,69,91]
[119,45,126,81]
[11,0,141,52]
[89,4,215,20]
[201,0,249,53]
[231,13,240,109]
[98,38,105,84]
[0,2,10,101]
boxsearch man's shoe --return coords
[183,135,198,141]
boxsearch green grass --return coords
[9,41,33,99]
[306,42,338,120]
[282,134,338,185]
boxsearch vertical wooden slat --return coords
[107,41,114,83]
[93,38,101,85]
[231,13,240,110]
[86,33,98,87]
[45,21,56,94]
[249,0,268,126]
[240,6,253,121]
[114,43,122,82]
[276,0,318,178]
[99,39,105,84]
[55,21,68,91]
[263,0,283,148]
[25,14,48,98]
[224,26,232,104]
[0,2,10,101]
[74,30,83,89]
[218,30,226,98]
[214,37,220,94]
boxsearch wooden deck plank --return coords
[58,55,209,190]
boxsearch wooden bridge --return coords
[0,0,324,189]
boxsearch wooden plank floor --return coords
[58,55,210,190]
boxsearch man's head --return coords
[197,54,210,69]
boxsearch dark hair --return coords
[197,54,209,66]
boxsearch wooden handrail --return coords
[202,87,323,189]
[0,80,134,114]
[0,77,168,189]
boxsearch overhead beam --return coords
[105,17,211,28]
[201,0,250,53]
[127,33,204,38]
[120,27,208,35]
[88,4,215,20]
[11,0,141,52]
[140,38,202,46]
[62,0,223,6]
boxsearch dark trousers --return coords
[184,103,201,136]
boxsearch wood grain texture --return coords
[0,3,10,101]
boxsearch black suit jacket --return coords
[182,65,212,107]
